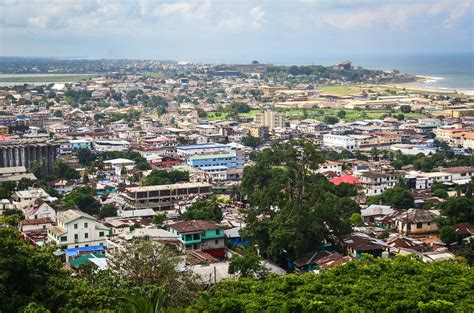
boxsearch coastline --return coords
[389,75,474,96]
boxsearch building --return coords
[186,151,244,180]
[12,188,53,210]
[354,170,406,196]
[254,111,285,130]
[123,182,213,211]
[168,220,226,258]
[47,209,109,249]
[323,134,356,151]
[176,144,231,157]
[0,166,36,184]
[0,142,59,174]
[393,209,439,235]
[242,123,269,139]
[69,139,92,151]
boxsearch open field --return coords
[318,85,362,95]
[207,107,427,122]
[0,75,98,83]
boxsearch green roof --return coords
[188,153,234,160]
[69,253,106,268]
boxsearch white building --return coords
[322,134,356,151]
[47,209,109,249]
[12,188,55,210]
[354,171,405,196]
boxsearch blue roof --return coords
[65,245,105,257]
[177,144,229,150]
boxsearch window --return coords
[74,234,78,240]
[416,223,423,229]
[99,232,104,237]
[85,233,89,239]
[427,222,431,226]
[74,223,78,229]
[215,239,219,245]
[85,244,89,247]
[84,223,88,228]
[60,236,67,242]
[215,229,220,235]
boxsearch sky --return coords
[0,0,473,63]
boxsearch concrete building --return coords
[168,220,226,258]
[354,170,406,196]
[254,111,285,130]
[0,142,59,174]
[123,182,213,211]
[47,209,109,249]
[323,134,356,151]
[393,209,439,235]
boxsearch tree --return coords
[459,237,474,266]
[63,186,100,216]
[181,199,222,222]
[228,252,269,279]
[191,256,474,312]
[323,115,339,125]
[77,148,97,166]
[241,136,260,149]
[432,188,449,199]
[0,181,17,199]
[400,105,412,113]
[349,213,364,226]
[143,170,189,186]
[196,108,208,118]
[241,139,351,264]
[107,240,201,308]
[52,160,80,180]
[98,205,118,219]
[437,197,474,224]
[53,109,63,117]
[439,226,457,244]
[152,213,167,228]
[373,186,415,210]
[337,110,346,118]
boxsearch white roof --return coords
[118,209,155,218]
[361,205,394,217]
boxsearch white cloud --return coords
[443,0,472,28]
[249,6,265,29]
[27,16,50,29]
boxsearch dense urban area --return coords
[1,59,473,312]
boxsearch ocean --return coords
[269,52,474,94]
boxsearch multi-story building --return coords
[176,144,231,157]
[354,170,406,196]
[47,209,109,249]
[69,139,92,151]
[186,150,244,180]
[0,142,59,174]
[255,111,285,130]
[167,220,226,258]
[123,182,213,211]
[12,188,53,210]
[242,123,269,139]
[322,134,357,151]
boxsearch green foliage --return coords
[98,205,118,219]
[101,151,151,171]
[439,226,458,244]
[437,197,474,224]
[366,186,415,209]
[143,170,189,186]
[53,109,63,117]
[241,139,353,264]
[400,104,412,113]
[181,198,222,222]
[459,237,474,266]
[241,136,260,148]
[228,252,269,279]
[77,148,97,166]
[191,256,474,312]
[350,212,364,226]
[52,160,80,180]
[323,115,339,125]
[337,109,346,118]
[0,181,17,199]
[152,213,167,227]
[432,188,449,199]
[63,186,100,216]
[196,108,208,118]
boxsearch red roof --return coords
[330,175,360,185]
[169,220,222,233]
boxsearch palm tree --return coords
[120,288,166,313]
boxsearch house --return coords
[23,199,57,221]
[47,209,110,249]
[361,205,394,225]
[340,233,387,258]
[12,188,55,210]
[168,220,226,258]
[330,175,360,185]
[47,179,75,195]
[354,170,405,196]
[20,217,54,232]
[392,209,439,235]
[452,223,474,241]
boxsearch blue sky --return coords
[0,0,472,63]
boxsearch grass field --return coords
[0,75,98,83]
[318,85,362,95]
[207,108,426,122]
